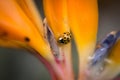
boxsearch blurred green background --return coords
[0,0,120,80]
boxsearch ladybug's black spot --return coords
[64,32,66,34]
[24,37,30,42]
[67,38,70,40]
[64,37,67,39]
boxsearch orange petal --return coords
[0,0,54,62]
[43,0,70,40]
[67,0,98,79]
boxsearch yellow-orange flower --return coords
[0,0,54,62]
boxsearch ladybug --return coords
[58,32,72,44]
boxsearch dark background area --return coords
[0,0,120,80]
